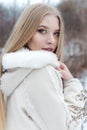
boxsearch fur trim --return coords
[1,48,60,97]
[2,48,60,69]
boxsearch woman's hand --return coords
[56,62,73,81]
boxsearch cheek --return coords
[28,36,43,50]
[32,34,45,47]
[32,37,42,46]
[32,34,43,43]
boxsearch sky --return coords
[0,0,61,7]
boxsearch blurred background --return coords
[0,0,87,89]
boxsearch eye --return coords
[37,29,47,34]
[54,31,60,37]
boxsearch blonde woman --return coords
[0,3,85,130]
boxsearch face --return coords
[27,14,60,52]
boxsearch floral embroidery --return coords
[75,90,85,100]
[67,90,85,129]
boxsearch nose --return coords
[47,33,55,44]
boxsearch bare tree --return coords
[0,3,22,48]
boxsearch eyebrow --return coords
[38,25,60,32]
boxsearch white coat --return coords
[0,48,85,130]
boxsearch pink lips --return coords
[42,48,53,52]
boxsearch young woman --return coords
[0,3,85,130]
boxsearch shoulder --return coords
[22,65,63,94]
[1,68,32,96]
[23,65,62,83]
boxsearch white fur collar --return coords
[1,48,60,97]
[2,48,60,69]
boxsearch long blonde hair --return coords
[0,3,64,130]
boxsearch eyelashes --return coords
[54,31,60,36]
[37,29,47,34]
[37,28,60,37]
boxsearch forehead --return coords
[39,14,59,29]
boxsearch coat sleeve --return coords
[63,78,85,130]
[22,68,68,130]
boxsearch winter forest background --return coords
[0,0,87,88]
